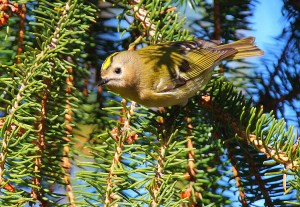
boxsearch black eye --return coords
[114,67,122,74]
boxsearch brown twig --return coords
[213,0,224,75]
[15,3,25,64]
[185,117,196,181]
[180,116,200,207]
[128,35,144,51]
[31,77,49,207]
[62,63,76,207]
[213,0,222,40]
[2,182,15,192]
[227,148,248,206]
[245,144,274,207]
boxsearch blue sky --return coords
[250,0,284,51]
[250,0,300,128]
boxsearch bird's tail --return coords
[213,37,264,60]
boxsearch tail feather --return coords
[213,37,264,60]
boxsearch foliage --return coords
[251,0,300,128]
[0,0,299,206]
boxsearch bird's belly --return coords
[138,75,209,107]
[108,73,211,107]
[138,92,189,107]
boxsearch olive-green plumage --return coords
[100,37,264,107]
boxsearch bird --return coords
[100,37,264,107]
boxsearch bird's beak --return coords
[99,78,110,86]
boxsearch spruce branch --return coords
[131,1,160,39]
[0,0,21,26]
[228,151,247,206]
[62,63,75,207]
[104,101,137,206]
[129,0,176,42]
[197,78,299,205]
[200,78,299,172]
[180,116,200,206]
[0,0,96,205]
[120,0,192,46]
[15,3,25,64]
[76,0,299,205]
[149,111,174,207]
[30,2,77,205]
[31,78,49,206]
[0,79,31,183]
[245,146,274,207]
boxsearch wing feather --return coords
[137,40,238,93]
[179,48,237,81]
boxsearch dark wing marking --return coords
[179,59,191,72]
[179,48,237,81]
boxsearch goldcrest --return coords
[100,37,263,107]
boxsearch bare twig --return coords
[213,0,222,40]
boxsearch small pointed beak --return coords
[99,78,109,86]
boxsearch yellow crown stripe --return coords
[102,52,119,71]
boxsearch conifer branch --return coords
[30,2,74,205]
[228,133,274,206]
[125,0,190,44]
[199,83,297,205]
[244,144,274,207]
[180,116,200,206]
[151,117,166,207]
[0,80,28,184]
[129,0,164,43]
[228,150,247,206]
[104,101,137,206]
[0,0,95,205]
[15,3,25,64]
[31,78,48,206]
[0,125,16,192]
[200,83,299,171]
[0,0,21,26]
[104,131,123,206]
[63,64,75,207]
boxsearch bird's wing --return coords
[155,47,237,92]
[137,40,237,92]
[168,39,239,81]
[178,47,237,81]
